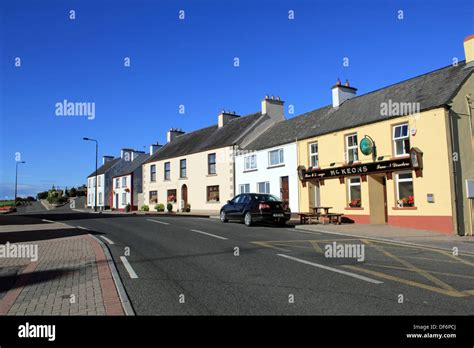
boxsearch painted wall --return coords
[297,107,455,233]
[142,146,235,212]
[86,174,105,208]
[111,174,134,210]
[235,142,300,212]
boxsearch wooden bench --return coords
[298,213,318,224]
[320,213,343,225]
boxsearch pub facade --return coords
[296,38,474,235]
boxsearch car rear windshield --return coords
[252,194,281,202]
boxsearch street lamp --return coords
[83,137,98,212]
[14,161,26,202]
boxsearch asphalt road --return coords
[3,206,474,315]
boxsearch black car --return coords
[220,193,291,226]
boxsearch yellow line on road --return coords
[364,239,459,293]
[342,265,466,298]
[364,263,474,280]
[436,250,474,267]
[252,241,291,252]
[310,241,324,254]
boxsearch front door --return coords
[280,176,289,202]
[368,175,388,224]
[115,194,119,209]
[181,184,188,209]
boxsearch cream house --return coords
[142,96,286,213]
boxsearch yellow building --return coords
[296,36,474,235]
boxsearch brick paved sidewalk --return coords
[0,223,125,315]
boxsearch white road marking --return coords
[146,218,170,225]
[77,226,89,230]
[120,256,138,279]
[99,235,115,245]
[42,219,54,223]
[190,229,228,240]
[277,254,383,284]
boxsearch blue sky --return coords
[0,0,473,198]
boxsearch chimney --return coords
[464,35,474,64]
[218,110,240,128]
[149,143,163,155]
[167,128,185,143]
[261,95,284,121]
[331,78,357,108]
[102,156,114,165]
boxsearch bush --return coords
[155,203,165,212]
[167,203,173,212]
[185,203,191,212]
[37,191,48,200]
[141,205,149,211]
[125,203,131,212]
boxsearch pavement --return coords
[1,201,473,315]
[0,202,126,316]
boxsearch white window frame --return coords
[239,184,250,194]
[98,192,103,205]
[257,181,270,194]
[345,134,359,163]
[393,123,410,157]
[268,148,284,167]
[347,177,362,206]
[396,171,414,207]
[244,155,257,171]
[122,177,127,187]
[309,142,319,168]
[115,178,120,189]
[122,192,127,206]
[150,164,156,182]
[98,176,101,187]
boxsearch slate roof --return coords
[113,153,149,177]
[87,158,121,178]
[246,61,473,151]
[144,111,265,163]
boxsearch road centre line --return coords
[98,235,115,245]
[77,226,89,230]
[190,229,228,240]
[42,219,54,223]
[277,253,383,284]
[146,219,170,225]
[120,256,139,279]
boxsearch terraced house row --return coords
[87,36,474,235]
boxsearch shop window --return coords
[257,182,270,194]
[309,142,319,167]
[244,155,257,171]
[396,172,415,207]
[345,134,358,163]
[164,162,170,180]
[239,184,250,194]
[268,149,284,166]
[167,189,177,203]
[208,153,216,174]
[149,190,158,204]
[150,165,156,182]
[393,123,410,157]
[180,159,187,178]
[347,177,361,207]
[207,186,220,202]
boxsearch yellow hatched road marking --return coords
[436,250,474,267]
[252,241,291,252]
[364,263,474,280]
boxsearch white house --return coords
[235,142,300,212]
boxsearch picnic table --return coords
[311,206,333,215]
[298,206,343,225]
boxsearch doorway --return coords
[368,175,388,224]
[181,184,188,211]
[115,193,119,209]
[280,176,289,203]
[308,181,321,210]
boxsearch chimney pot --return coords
[336,78,341,86]
[344,79,350,87]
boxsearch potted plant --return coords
[141,204,149,211]
[125,203,131,212]
[167,203,173,212]
[125,188,130,192]
[348,198,361,208]
[155,203,165,212]
[399,196,415,207]
[185,203,191,212]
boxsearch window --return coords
[98,192,103,205]
[115,178,119,188]
[208,153,216,174]
[164,162,170,180]
[150,165,156,182]
[93,177,96,187]
[180,159,187,178]
[346,134,358,163]
[98,176,101,187]
[393,123,410,156]
[309,143,319,168]
[149,191,157,204]
[207,185,220,202]
[244,155,257,171]
[396,172,415,207]
[239,184,250,194]
[122,192,127,205]
[167,189,177,203]
[88,179,91,188]
[268,149,284,166]
[122,177,127,187]
[257,182,270,194]
[347,177,362,207]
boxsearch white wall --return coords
[111,174,133,209]
[235,142,300,212]
[87,174,106,208]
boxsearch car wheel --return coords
[244,212,253,226]
[220,210,228,222]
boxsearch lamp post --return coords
[14,161,26,202]
[83,138,98,212]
